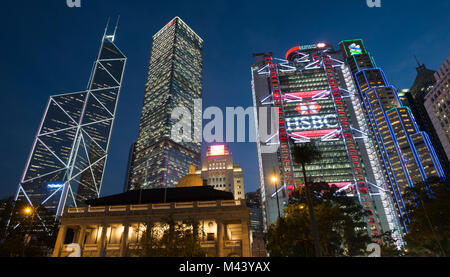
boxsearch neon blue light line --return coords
[355,74,410,230]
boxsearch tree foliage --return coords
[267,183,372,257]
[403,177,450,257]
[132,216,207,257]
[370,231,402,257]
[0,198,58,257]
[291,142,321,165]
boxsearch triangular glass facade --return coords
[16,32,126,229]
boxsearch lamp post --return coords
[271,168,281,219]
[23,206,35,256]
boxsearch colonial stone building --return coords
[52,186,251,257]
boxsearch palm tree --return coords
[291,141,322,257]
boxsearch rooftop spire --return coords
[414,55,427,72]
[112,15,120,42]
[414,55,421,67]
[104,15,120,42]
[103,17,111,39]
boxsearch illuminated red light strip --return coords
[266,55,295,190]
[283,90,329,100]
[319,53,381,241]
[295,182,353,189]
[289,129,338,139]
[285,46,301,60]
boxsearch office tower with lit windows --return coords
[406,61,450,174]
[194,145,245,200]
[245,188,266,257]
[397,89,410,106]
[123,142,136,192]
[339,39,446,235]
[129,17,203,190]
[16,23,126,227]
[251,43,397,243]
[424,56,450,164]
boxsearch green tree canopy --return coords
[403,177,450,257]
[267,183,372,257]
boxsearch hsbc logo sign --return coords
[66,0,81,7]
[289,101,338,131]
[286,115,339,131]
[296,102,321,115]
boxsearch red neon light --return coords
[297,182,352,189]
[209,145,225,156]
[329,182,352,188]
[285,46,300,60]
[290,129,338,139]
[283,90,329,100]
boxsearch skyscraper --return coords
[251,43,396,243]
[405,61,450,174]
[123,141,136,192]
[397,88,410,106]
[245,189,266,257]
[339,39,446,234]
[16,22,126,228]
[424,56,450,165]
[129,17,203,190]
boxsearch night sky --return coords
[0,0,449,199]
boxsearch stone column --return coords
[241,219,251,257]
[96,224,108,257]
[119,222,129,257]
[77,225,86,255]
[52,225,67,257]
[216,220,224,257]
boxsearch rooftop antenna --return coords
[103,17,111,39]
[105,15,120,42]
[414,55,421,67]
[112,15,120,42]
[414,55,426,71]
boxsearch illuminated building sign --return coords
[47,183,64,189]
[349,43,363,55]
[210,145,225,156]
[285,44,329,60]
[300,44,318,50]
[296,102,321,115]
[338,40,367,59]
[286,115,339,131]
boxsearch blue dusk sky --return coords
[0,0,449,199]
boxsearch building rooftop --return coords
[85,186,234,206]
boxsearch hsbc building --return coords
[251,43,399,243]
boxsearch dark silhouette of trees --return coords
[267,183,372,257]
[291,142,322,257]
[0,198,58,257]
[403,177,450,257]
[132,216,207,257]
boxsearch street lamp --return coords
[24,207,32,215]
[23,206,35,231]
[22,206,35,256]
[271,168,281,219]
